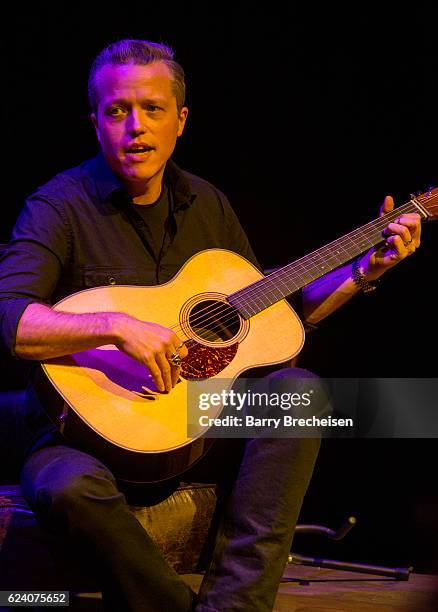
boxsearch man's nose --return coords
[127,109,146,135]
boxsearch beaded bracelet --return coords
[351,257,379,294]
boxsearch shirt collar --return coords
[90,152,195,210]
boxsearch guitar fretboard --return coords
[228,199,429,319]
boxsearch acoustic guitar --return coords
[38,191,438,482]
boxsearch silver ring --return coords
[169,351,182,367]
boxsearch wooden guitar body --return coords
[40,249,304,482]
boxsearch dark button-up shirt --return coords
[0,153,307,458]
[0,153,259,354]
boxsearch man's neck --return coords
[126,172,164,206]
[132,191,160,205]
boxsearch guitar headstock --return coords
[415,187,438,221]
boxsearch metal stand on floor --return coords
[289,516,412,581]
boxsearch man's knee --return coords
[39,471,124,539]
[266,366,321,383]
[265,367,333,419]
[50,471,118,510]
[21,447,121,525]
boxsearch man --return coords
[0,39,421,611]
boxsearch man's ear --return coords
[91,113,100,142]
[177,106,189,138]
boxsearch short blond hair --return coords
[88,39,186,112]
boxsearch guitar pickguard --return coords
[181,340,239,379]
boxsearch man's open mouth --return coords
[126,145,154,154]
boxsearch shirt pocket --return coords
[82,267,140,288]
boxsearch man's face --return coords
[91,61,188,198]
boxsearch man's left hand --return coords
[360,195,421,280]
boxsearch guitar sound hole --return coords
[188,300,241,343]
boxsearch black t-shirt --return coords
[132,183,169,261]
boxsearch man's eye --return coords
[108,107,126,117]
[146,105,162,112]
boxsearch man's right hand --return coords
[112,313,188,393]
[15,304,188,393]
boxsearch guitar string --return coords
[229,200,424,302]
[173,207,420,345]
[163,200,429,377]
[168,201,423,344]
[192,200,422,332]
[169,204,409,341]
[165,201,423,343]
[151,198,433,379]
[172,230,397,371]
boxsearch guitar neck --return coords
[229,196,431,319]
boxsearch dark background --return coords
[2,4,438,574]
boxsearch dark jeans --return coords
[20,368,322,611]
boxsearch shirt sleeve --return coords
[0,193,71,354]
